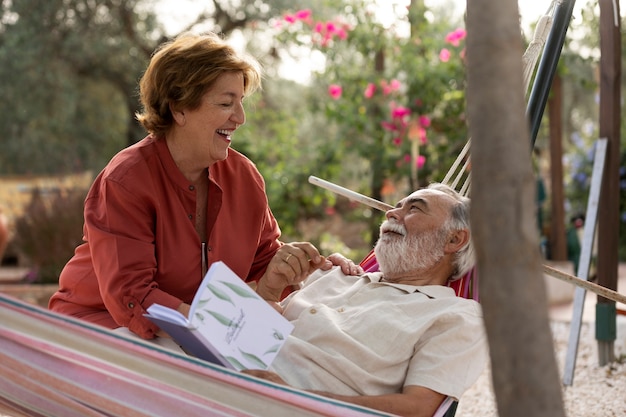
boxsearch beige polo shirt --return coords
[271,266,487,400]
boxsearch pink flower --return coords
[314,22,324,33]
[335,28,348,40]
[419,127,428,145]
[445,28,467,47]
[295,9,312,21]
[364,83,376,98]
[389,79,401,92]
[416,155,426,168]
[439,48,451,62]
[392,137,402,146]
[328,84,342,100]
[320,32,333,47]
[284,14,297,24]
[391,106,411,119]
[418,115,431,128]
[380,80,392,95]
[381,121,398,132]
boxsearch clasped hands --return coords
[256,242,363,302]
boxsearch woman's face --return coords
[176,71,246,166]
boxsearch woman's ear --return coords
[170,103,186,126]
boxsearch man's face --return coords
[375,189,455,275]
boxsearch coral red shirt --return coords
[49,136,282,338]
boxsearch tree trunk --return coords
[465,1,566,416]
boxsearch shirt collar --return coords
[364,272,457,298]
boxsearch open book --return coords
[145,261,293,371]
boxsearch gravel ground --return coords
[456,320,626,417]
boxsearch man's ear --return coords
[445,229,470,254]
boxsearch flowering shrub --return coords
[270,1,468,242]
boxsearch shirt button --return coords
[337,307,345,312]
[188,214,193,220]
[189,185,195,191]
[128,302,134,309]
[309,308,317,314]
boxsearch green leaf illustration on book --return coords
[218,280,259,299]
[194,311,206,323]
[225,356,246,370]
[205,283,235,306]
[195,298,211,309]
[239,349,268,369]
[272,329,286,340]
[264,344,281,355]
[204,309,236,327]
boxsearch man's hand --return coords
[325,253,364,276]
[242,369,289,385]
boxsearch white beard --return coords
[374,221,447,276]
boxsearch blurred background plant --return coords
[0,0,623,282]
[10,188,86,284]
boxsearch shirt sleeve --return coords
[85,177,182,339]
[404,303,488,400]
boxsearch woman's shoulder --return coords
[214,148,265,183]
[100,136,159,180]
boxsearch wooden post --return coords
[548,73,567,261]
[596,0,621,366]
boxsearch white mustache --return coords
[380,220,406,236]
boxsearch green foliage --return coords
[235,78,332,238]
[0,0,155,175]
[272,0,468,192]
[267,0,468,244]
[4,0,624,261]
[12,188,86,284]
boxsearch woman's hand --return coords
[257,242,328,300]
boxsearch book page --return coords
[145,303,190,327]
[190,261,294,370]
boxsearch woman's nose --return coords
[232,102,245,125]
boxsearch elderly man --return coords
[249,183,488,417]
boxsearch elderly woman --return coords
[49,32,360,341]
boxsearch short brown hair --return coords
[136,32,262,136]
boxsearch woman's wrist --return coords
[255,277,285,302]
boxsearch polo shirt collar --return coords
[364,272,456,298]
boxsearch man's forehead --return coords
[399,188,452,205]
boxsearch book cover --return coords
[145,261,294,371]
